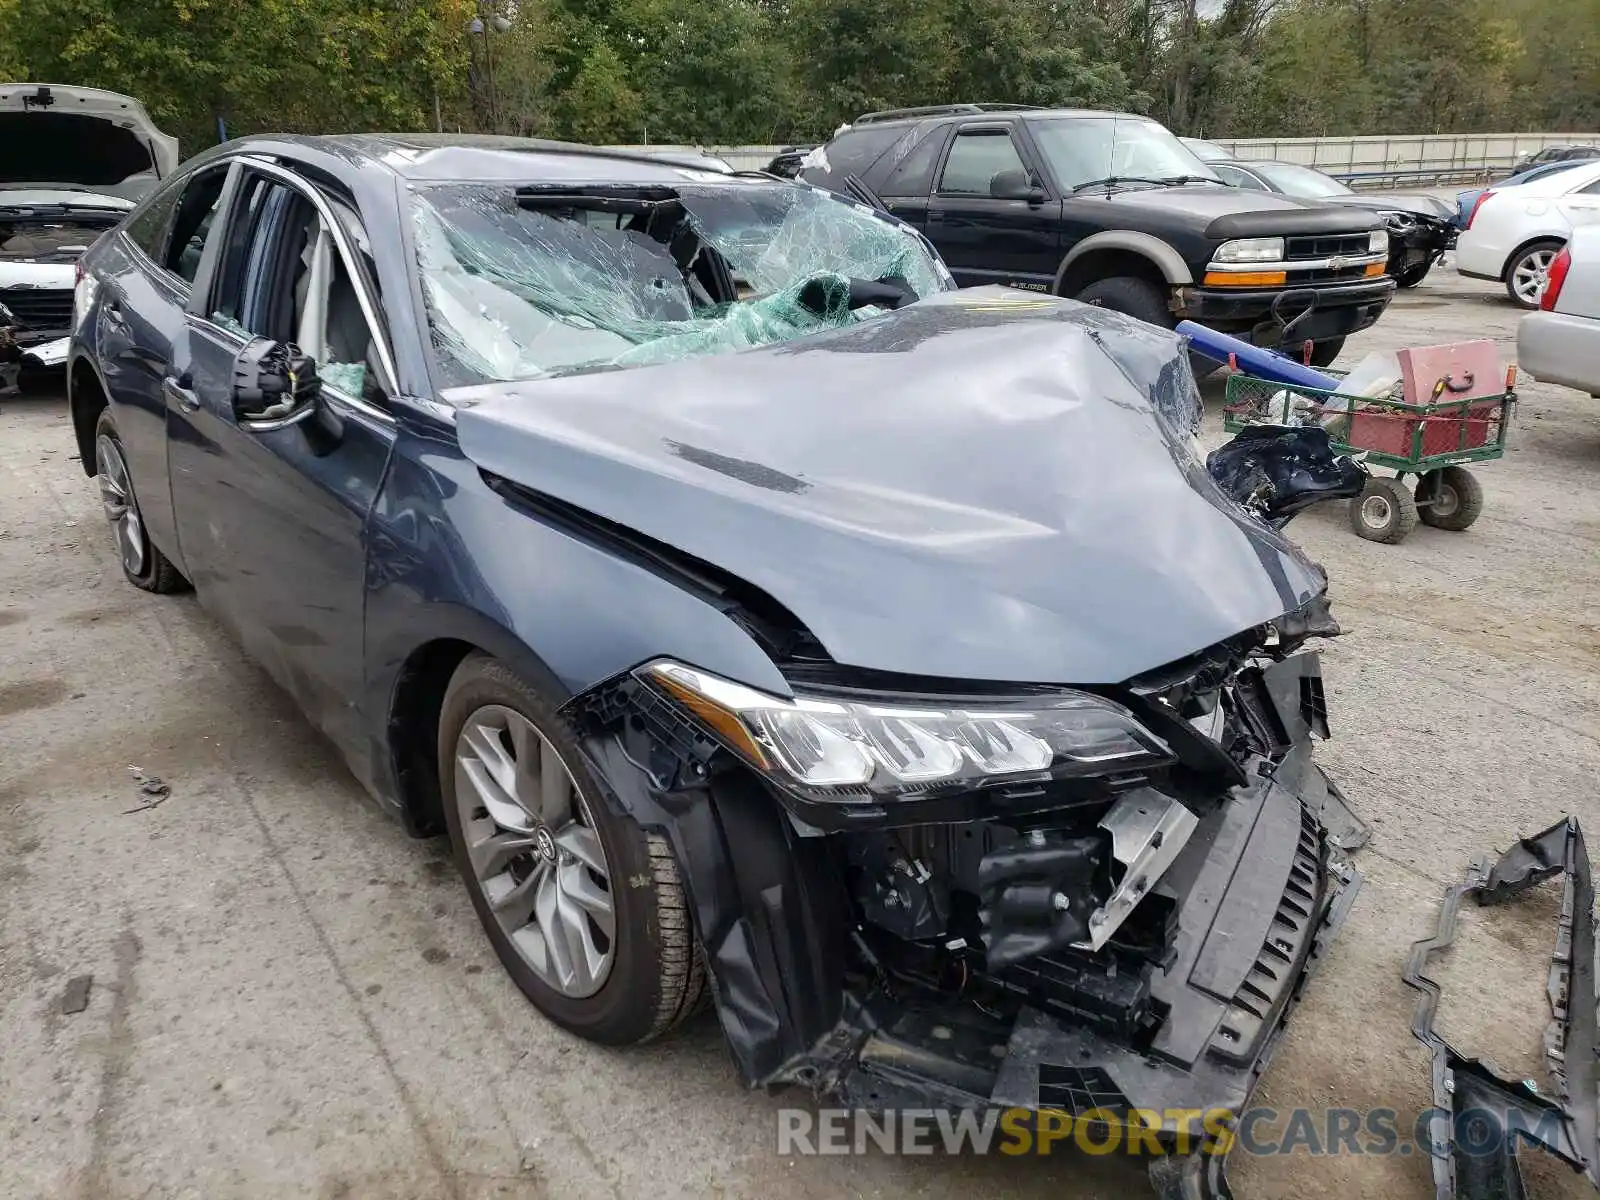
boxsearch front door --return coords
[165,164,398,766]
[925,124,1062,289]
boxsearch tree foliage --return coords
[2,0,1594,154]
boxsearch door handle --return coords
[164,372,200,412]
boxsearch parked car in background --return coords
[1,83,176,367]
[638,148,736,174]
[1209,158,1456,287]
[1179,136,1231,163]
[1517,224,1600,397]
[66,132,1368,1161]
[799,104,1393,366]
[1457,159,1600,307]
[763,145,815,178]
[1511,144,1599,174]
[1454,159,1589,229]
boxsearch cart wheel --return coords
[1350,477,1418,543]
[1415,467,1484,531]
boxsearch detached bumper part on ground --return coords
[565,645,1366,1199]
[1406,818,1600,1200]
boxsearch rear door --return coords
[1560,174,1600,230]
[92,163,230,570]
[868,123,951,230]
[925,122,1061,289]
[165,160,399,763]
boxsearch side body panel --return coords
[85,235,190,569]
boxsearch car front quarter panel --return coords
[361,425,795,807]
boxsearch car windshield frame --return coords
[1026,116,1222,192]
[409,178,951,390]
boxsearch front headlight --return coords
[1369,229,1390,254]
[639,660,1173,799]
[1212,237,1285,264]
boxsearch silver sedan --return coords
[1519,224,1600,397]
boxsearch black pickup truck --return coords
[798,104,1395,366]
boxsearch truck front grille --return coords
[1285,233,1371,261]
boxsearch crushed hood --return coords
[0,84,178,186]
[452,289,1329,685]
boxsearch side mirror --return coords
[231,337,319,427]
[230,336,343,453]
[991,169,1046,204]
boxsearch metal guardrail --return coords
[1334,166,1499,190]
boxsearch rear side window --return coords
[938,130,1027,195]
[164,167,229,284]
[802,126,909,190]
[1213,164,1270,192]
[875,125,951,198]
[123,184,182,261]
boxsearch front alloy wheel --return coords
[437,653,706,1044]
[454,704,615,998]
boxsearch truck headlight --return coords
[1212,237,1284,264]
[1369,229,1390,254]
[639,660,1173,799]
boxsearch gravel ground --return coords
[3,264,1598,1200]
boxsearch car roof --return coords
[843,106,1145,131]
[1506,158,1600,193]
[209,132,758,185]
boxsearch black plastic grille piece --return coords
[1209,801,1328,1064]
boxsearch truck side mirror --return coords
[990,169,1046,205]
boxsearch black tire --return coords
[92,409,188,593]
[1504,239,1564,309]
[1073,276,1173,328]
[1307,337,1346,369]
[1349,476,1418,544]
[1415,466,1484,531]
[438,653,705,1045]
[1395,262,1432,288]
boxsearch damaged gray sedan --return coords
[68,135,1367,1194]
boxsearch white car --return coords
[1518,224,1600,397]
[1456,159,1600,308]
[1,83,177,377]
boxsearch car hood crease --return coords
[451,290,1328,686]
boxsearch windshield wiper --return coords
[1070,175,1215,193]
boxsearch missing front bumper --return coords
[1404,817,1600,1199]
[804,750,1361,1198]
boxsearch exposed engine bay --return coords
[0,213,121,261]
[569,603,1365,1197]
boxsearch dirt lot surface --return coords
[3,264,1598,1200]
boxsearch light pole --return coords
[469,5,513,133]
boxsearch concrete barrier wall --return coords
[613,132,1597,182]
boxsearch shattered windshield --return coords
[412,181,949,386]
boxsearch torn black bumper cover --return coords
[1404,817,1600,1199]
[571,651,1366,1198]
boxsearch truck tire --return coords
[1073,276,1172,329]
